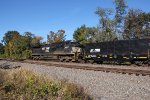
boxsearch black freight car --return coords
[31,41,83,62]
[84,39,150,64]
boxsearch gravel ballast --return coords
[0,60,150,100]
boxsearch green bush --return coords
[0,49,32,60]
[22,50,32,59]
[0,54,7,58]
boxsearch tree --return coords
[2,31,28,58]
[73,25,97,44]
[2,31,21,57]
[23,32,35,49]
[2,31,36,58]
[123,9,143,39]
[93,28,117,42]
[31,36,43,47]
[123,9,150,39]
[95,7,117,42]
[55,29,66,42]
[0,43,4,54]
[23,32,35,40]
[95,7,113,29]
[114,0,128,39]
[138,12,150,38]
[47,29,66,44]
[2,31,20,45]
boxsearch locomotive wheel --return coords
[65,58,69,62]
[59,58,64,62]
[37,57,40,60]
[32,57,34,60]
[33,57,37,60]
[78,59,85,63]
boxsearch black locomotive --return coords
[31,38,150,65]
[31,40,83,62]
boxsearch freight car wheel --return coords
[88,60,95,64]
[148,61,150,67]
[134,61,143,66]
[97,61,103,64]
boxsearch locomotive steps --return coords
[9,59,150,77]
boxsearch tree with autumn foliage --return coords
[47,29,66,44]
[31,36,43,47]
[2,31,21,57]
[123,9,150,39]
[2,31,41,59]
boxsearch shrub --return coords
[0,68,92,100]
[22,50,32,59]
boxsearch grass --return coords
[0,68,92,100]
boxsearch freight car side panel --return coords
[84,39,150,63]
[130,39,149,55]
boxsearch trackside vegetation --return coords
[0,68,91,100]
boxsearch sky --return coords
[0,0,150,42]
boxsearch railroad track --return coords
[9,59,150,77]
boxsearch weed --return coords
[0,68,92,100]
